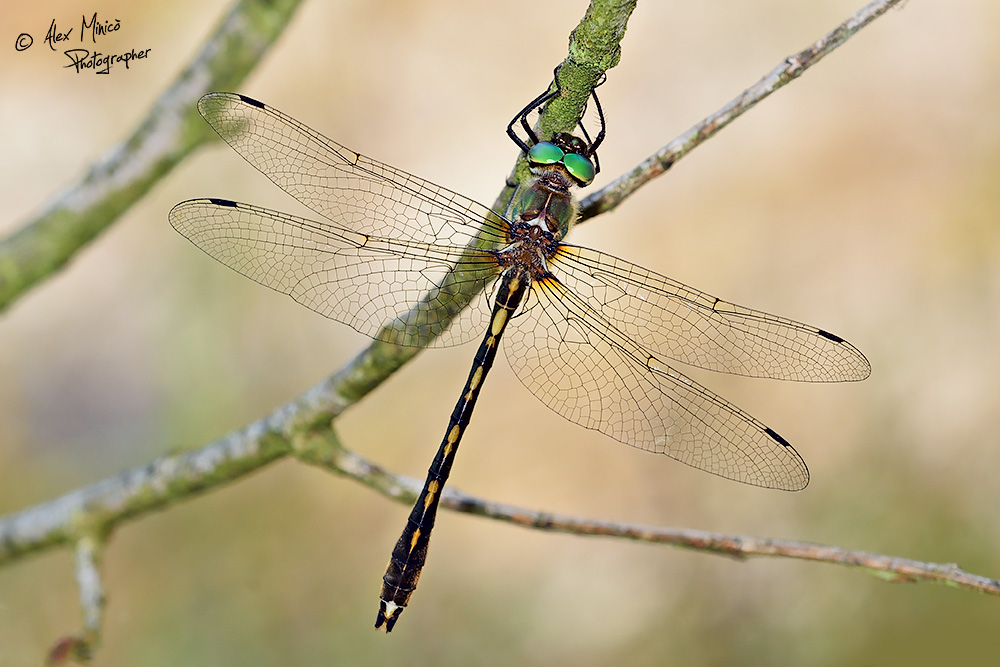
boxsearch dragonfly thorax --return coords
[507,171,580,240]
[496,220,556,280]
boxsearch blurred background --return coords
[2,0,998,664]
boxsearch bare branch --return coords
[579,0,907,221]
[45,536,105,665]
[75,536,105,640]
[288,433,1000,599]
[0,398,300,565]
[433,499,1000,597]
[10,416,993,602]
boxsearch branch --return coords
[8,420,998,602]
[0,0,303,314]
[579,0,906,221]
[45,537,106,665]
[296,441,1000,596]
[318,447,1000,597]
[436,500,1000,597]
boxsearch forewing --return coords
[197,92,510,249]
[504,275,809,490]
[549,245,870,382]
[169,199,498,347]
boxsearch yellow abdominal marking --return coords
[424,480,439,510]
[491,309,508,336]
[409,528,421,552]
[448,425,460,443]
[469,366,484,391]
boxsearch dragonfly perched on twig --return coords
[169,71,870,632]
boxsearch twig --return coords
[6,425,997,599]
[579,0,906,221]
[437,494,1000,596]
[298,442,1000,597]
[0,0,303,314]
[45,536,105,665]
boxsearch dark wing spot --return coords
[763,426,792,449]
[208,198,238,208]
[816,329,845,343]
[237,94,266,109]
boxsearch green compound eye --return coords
[527,141,564,165]
[562,152,596,185]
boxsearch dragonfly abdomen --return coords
[376,268,530,632]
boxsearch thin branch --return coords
[0,0,303,314]
[0,399,298,564]
[45,536,105,665]
[298,441,1000,597]
[7,423,997,600]
[579,0,906,221]
[75,536,105,641]
[432,495,1000,597]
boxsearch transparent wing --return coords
[505,275,809,490]
[169,199,499,347]
[549,244,870,382]
[196,92,511,248]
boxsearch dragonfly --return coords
[169,72,870,632]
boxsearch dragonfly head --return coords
[527,132,596,187]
